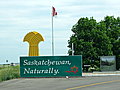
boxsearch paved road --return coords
[0,76,120,90]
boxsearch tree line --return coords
[68,16,120,71]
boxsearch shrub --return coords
[0,65,20,82]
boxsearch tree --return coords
[101,16,120,70]
[68,16,120,71]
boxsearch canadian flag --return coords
[52,6,57,17]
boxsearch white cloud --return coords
[0,0,50,7]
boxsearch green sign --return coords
[20,56,82,77]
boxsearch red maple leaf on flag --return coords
[52,7,57,16]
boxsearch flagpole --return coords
[52,8,54,56]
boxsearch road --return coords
[0,76,120,90]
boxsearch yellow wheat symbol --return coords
[23,31,44,56]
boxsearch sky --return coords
[0,0,120,64]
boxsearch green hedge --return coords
[0,65,20,82]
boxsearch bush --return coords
[0,65,20,82]
[88,65,100,72]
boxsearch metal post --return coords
[72,43,74,56]
[52,11,54,56]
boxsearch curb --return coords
[83,71,120,76]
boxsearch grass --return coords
[0,65,20,82]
